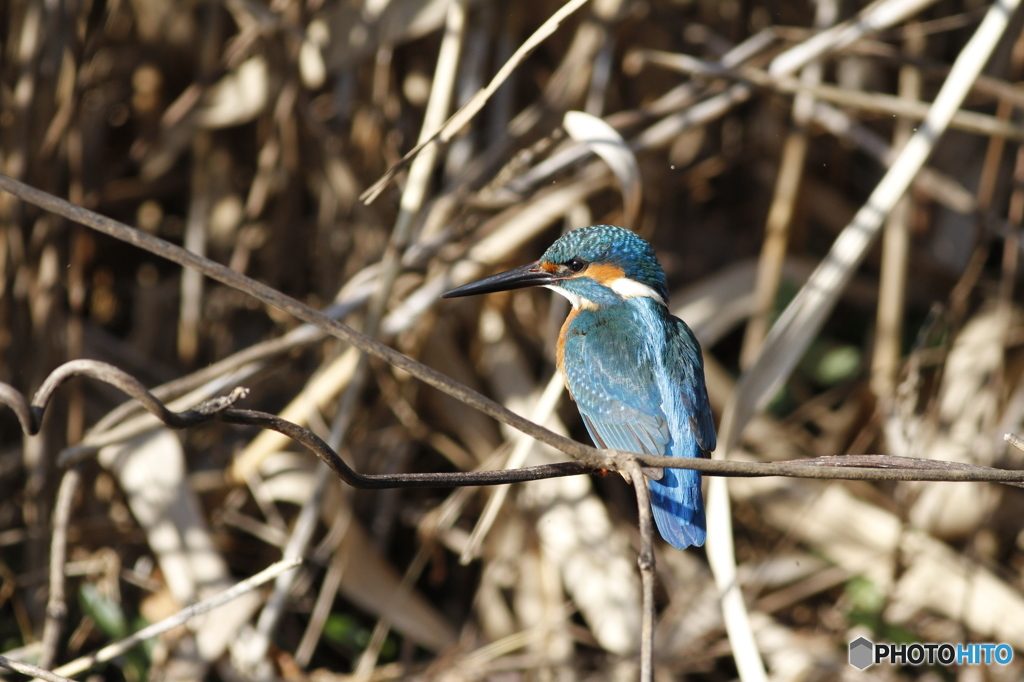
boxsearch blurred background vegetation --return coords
[2,0,1024,679]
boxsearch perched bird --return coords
[443,225,715,549]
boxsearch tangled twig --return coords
[3,357,1024,489]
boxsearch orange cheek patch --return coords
[539,260,558,272]
[583,263,625,285]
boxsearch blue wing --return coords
[561,305,715,549]
[647,316,714,549]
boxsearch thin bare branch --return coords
[0,173,604,469]
[624,459,655,682]
[2,358,1024,489]
[37,468,80,670]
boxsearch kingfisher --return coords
[442,224,715,549]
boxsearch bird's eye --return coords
[565,258,587,273]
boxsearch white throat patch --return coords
[609,277,667,307]
[543,284,595,310]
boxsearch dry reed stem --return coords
[0,655,75,682]
[360,0,591,203]
[722,0,1023,450]
[740,0,839,369]
[51,558,301,678]
[871,24,923,403]
[5,1,1024,679]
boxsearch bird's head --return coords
[442,225,669,309]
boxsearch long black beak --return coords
[442,261,556,298]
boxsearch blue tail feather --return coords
[647,467,705,549]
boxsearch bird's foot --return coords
[642,466,664,481]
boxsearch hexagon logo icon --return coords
[849,637,874,670]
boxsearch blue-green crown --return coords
[540,225,670,302]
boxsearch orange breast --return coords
[556,306,581,397]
